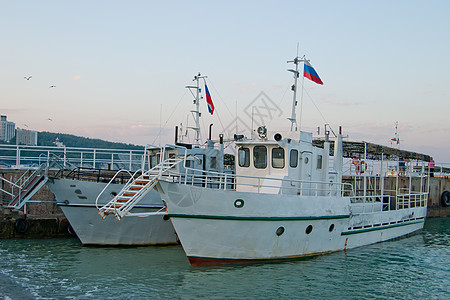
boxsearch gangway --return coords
[1,154,77,209]
[4,163,48,209]
[97,145,187,220]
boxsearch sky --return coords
[1,0,449,164]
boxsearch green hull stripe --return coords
[341,219,425,235]
[168,214,350,221]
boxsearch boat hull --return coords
[48,178,178,245]
[158,181,426,265]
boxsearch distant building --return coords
[0,115,15,142]
[16,128,38,146]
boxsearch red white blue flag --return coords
[303,61,323,85]
[204,84,215,115]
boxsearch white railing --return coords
[350,192,428,214]
[163,167,355,197]
[0,144,145,171]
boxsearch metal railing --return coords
[349,192,427,214]
[163,167,355,197]
[0,144,146,171]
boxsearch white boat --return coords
[151,57,430,265]
[47,73,226,245]
[48,177,178,245]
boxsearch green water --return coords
[0,218,449,299]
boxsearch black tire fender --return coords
[441,191,450,207]
[14,218,29,234]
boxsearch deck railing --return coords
[163,168,355,197]
[0,144,145,171]
[349,192,427,214]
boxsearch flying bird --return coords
[49,85,56,88]
[24,76,32,80]
[47,118,52,121]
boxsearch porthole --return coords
[305,225,313,234]
[304,157,309,164]
[276,226,285,236]
[111,191,118,197]
[163,214,170,221]
[329,224,335,232]
[234,199,244,208]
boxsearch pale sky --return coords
[1,1,449,164]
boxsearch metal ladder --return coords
[97,155,184,220]
[4,163,49,209]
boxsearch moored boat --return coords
[153,57,430,265]
[48,73,226,246]
[48,176,178,245]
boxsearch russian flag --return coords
[204,84,215,115]
[303,61,323,85]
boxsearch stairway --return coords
[6,163,49,209]
[97,156,184,220]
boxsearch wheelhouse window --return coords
[238,147,250,167]
[253,146,267,169]
[210,157,217,169]
[272,148,285,169]
[290,149,298,168]
[317,155,323,169]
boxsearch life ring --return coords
[356,161,367,175]
[441,191,450,207]
[14,218,29,234]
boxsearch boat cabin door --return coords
[193,154,205,170]
[300,151,313,195]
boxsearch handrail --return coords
[162,167,355,197]
[95,169,135,211]
[0,144,146,171]
[96,144,188,219]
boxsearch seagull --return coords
[47,118,52,121]
[49,85,56,88]
[24,76,32,80]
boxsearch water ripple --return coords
[0,219,449,299]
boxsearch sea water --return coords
[0,218,449,299]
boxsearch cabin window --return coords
[238,147,250,167]
[272,148,285,169]
[253,146,267,169]
[317,155,323,169]
[290,149,298,168]
[150,154,160,169]
[210,157,217,169]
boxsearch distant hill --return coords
[37,132,144,150]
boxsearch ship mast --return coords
[287,56,301,131]
[186,73,207,147]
